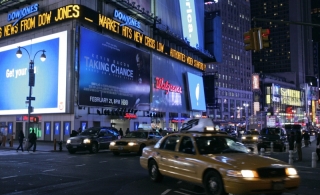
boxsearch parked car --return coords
[66,127,119,154]
[241,130,260,144]
[257,127,287,152]
[109,130,162,156]
[140,118,300,195]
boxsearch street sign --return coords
[26,97,36,100]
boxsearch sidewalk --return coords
[267,138,319,168]
[0,140,66,152]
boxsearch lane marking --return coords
[99,161,108,163]
[180,188,204,194]
[45,159,54,161]
[76,164,86,167]
[42,169,55,172]
[1,175,18,179]
[161,189,171,195]
[174,191,189,195]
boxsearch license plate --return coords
[118,147,123,150]
[272,182,284,190]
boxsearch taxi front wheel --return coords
[203,170,227,195]
[148,160,163,182]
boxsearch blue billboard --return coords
[179,0,200,48]
[0,31,67,115]
[186,72,206,111]
[79,27,150,109]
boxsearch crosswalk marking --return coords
[0,150,48,156]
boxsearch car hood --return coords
[203,153,288,169]
[68,135,96,140]
[115,138,147,142]
[259,134,280,141]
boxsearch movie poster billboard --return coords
[0,31,67,115]
[78,27,150,109]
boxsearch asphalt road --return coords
[0,146,319,195]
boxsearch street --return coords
[0,144,319,195]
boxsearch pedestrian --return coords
[288,131,295,151]
[27,129,37,152]
[125,128,130,135]
[16,130,25,152]
[295,130,302,161]
[302,131,310,147]
[119,128,124,138]
[316,134,320,161]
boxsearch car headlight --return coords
[66,140,71,144]
[286,168,298,176]
[253,137,258,140]
[242,137,246,140]
[227,170,258,178]
[83,139,91,144]
[128,142,138,146]
[110,142,116,146]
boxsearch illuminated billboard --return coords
[0,31,67,115]
[78,27,150,109]
[186,72,206,111]
[179,0,200,48]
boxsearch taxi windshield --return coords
[124,131,148,139]
[244,131,259,135]
[195,136,249,154]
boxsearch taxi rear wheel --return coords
[148,160,163,182]
[203,170,226,195]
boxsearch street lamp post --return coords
[243,103,249,130]
[16,46,46,137]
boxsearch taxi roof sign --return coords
[181,118,220,132]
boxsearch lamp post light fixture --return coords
[243,103,249,130]
[16,46,46,137]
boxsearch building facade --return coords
[203,0,253,128]
[0,0,215,140]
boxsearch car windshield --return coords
[80,128,100,135]
[195,136,249,154]
[261,128,281,135]
[124,131,148,139]
[244,131,259,135]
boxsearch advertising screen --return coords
[79,27,150,109]
[186,72,206,111]
[179,0,200,48]
[0,31,67,115]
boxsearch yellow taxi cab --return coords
[109,128,162,156]
[140,118,300,195]
[241,129,260,144]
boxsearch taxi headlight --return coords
[227,170,258,178]
[128,142,138,146]
[110,142,116,146]
[253,137,258,140]
[285,168,298,176]
[66,140,71,144]
[83,139,91,144]
[242,137,246,140]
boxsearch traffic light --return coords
[32,116,39,123]
[259,28,270,49]
[243,29,254,51]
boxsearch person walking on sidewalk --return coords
[27,129,37,152]
[295,130,303,161]
[316,134,320,161]
[16,130,25,152]
[288,131,295,151]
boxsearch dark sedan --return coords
[66,127,119,154]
